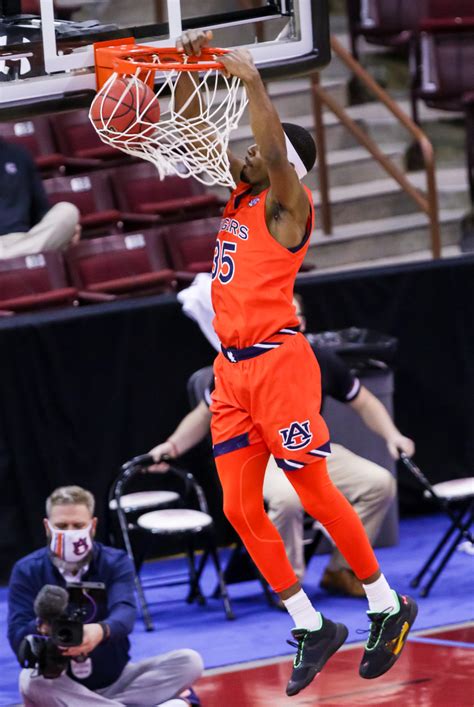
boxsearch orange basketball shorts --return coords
[210,332,331,467]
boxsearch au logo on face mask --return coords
[73,538,90,556]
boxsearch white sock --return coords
[282,589,323,631]
[362,574,397,614]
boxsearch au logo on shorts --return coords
[279,420,313,450]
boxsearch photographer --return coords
[7,485,203,706]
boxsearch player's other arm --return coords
[350,386,415,460]
[221,49,310,248]
[175,30,244,185]
[148,401,212,472]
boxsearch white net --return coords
[89,58,248,188]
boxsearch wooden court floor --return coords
[196,623,474,706]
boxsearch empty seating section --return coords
[65,231,175,298]
[414,6,474,115]
[0,116,65,175]
[347,0,474,218]
[347,1,474,119]
[347,0,429,58]
[110,163,223,221]
[42,173,124,237]
[50,110,128,163]
[0,252,78,313]
[163,218,222,279]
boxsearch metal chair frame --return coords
[109,454,234,631]
[401,454,474,597]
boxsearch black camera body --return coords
[18,581,106,679]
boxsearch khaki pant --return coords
[0,202,79,260]
[263,443,397,578]
[20,650,203,706]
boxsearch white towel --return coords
[177,273,220,352]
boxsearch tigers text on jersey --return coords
[211,181,314,349]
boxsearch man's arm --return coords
[175,30,244,185]
[148,400,212,472]
[220,49,310,248]
[7,563,41,655]
[61,551,137,658]
[350,386,415,460]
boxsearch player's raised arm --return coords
[174,30,244,185]
[220,48,312,248]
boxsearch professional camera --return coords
[18,581,105,679]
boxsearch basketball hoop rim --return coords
[99,44,228,75]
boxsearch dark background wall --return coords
[0,256,473,578]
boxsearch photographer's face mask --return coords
[47,521,93,563]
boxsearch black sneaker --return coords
[359,592,418,679]
[286,616,348,696]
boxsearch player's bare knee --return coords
[19,668,43,697]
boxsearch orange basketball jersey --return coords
[211,181,314,349]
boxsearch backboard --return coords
[0,0,330,117]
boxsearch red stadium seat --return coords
[42,172,159,237]
[346,0,429,60]
[50,109,130,164]
[21,0,83,20]
[64,230,176,298]
[162,218,222,281]
[110,163,224,224]
[0,251,78,313]
[0,116,65,175]
[410,1,474,120]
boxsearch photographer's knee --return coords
[181,648,204,683]
[19,668,43,697]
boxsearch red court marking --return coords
[196,627,474,706]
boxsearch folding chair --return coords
[401,454,474,596]
[110,454,234,631]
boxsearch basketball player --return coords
[175,30,417,696]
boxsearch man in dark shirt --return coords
[0,139,80,258]
[8,485,203,706]
[146,295,414,598]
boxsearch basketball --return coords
[90,77,160,141]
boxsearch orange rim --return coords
[101,44,228,74]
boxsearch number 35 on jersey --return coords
[211,240,237,284]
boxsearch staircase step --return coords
[267,77,348,115]
[229,110,361,155]
[310,168,468,227]
[304,143,405,188]
[306,208,464,269]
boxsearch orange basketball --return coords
[90,77,160,142]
